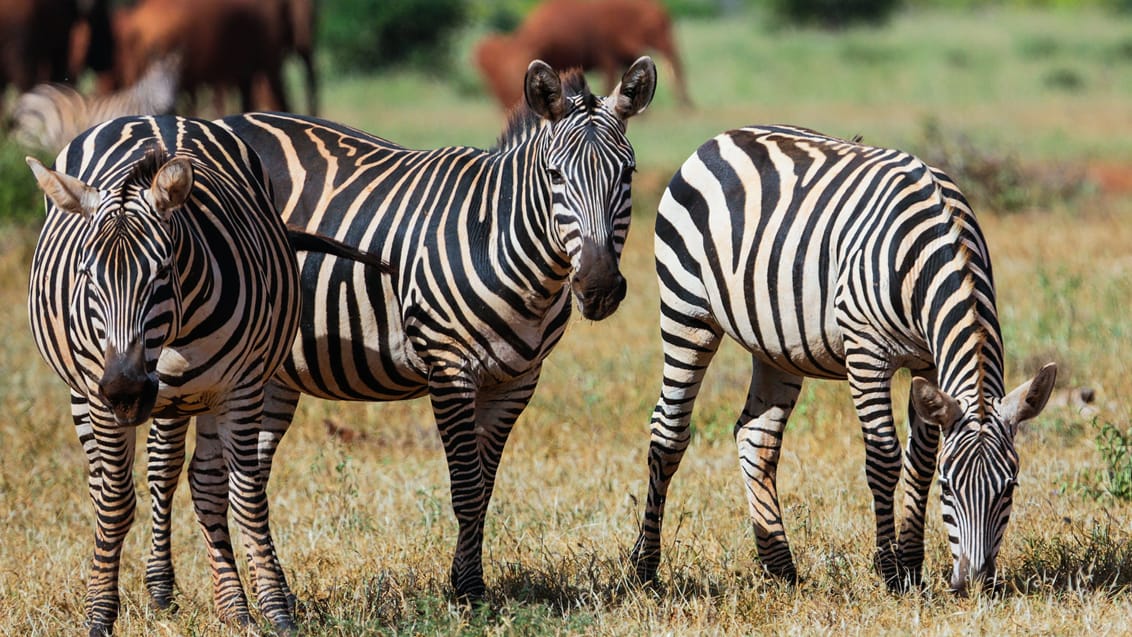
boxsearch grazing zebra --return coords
[628,125,1057,595]
[8,54,180,153]
[202,57,656,601]
[27,114,306,635]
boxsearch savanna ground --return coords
[3,5,1132,635]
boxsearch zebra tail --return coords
[286,227,393,274]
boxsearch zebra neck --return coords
[920,267,1006,411]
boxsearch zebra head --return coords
[910,362,1057,595]
[524,56,657,320]
[28,151,192,426]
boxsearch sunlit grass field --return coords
[2,5,1132,636]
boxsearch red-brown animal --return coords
[0,0,114,97]
[112,0,295,115]
[475,0,690,111]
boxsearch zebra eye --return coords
[546,168,565,186]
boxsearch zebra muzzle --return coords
[571,240,627,321]
[97,342,159,426]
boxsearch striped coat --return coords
[629,125,1057,594]
[211,57,658,600]
[27,115,301,634]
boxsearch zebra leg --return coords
[896,377,941,588]
[736,361,804,582]
[845,351,906,592]
[428,368,489,602]
[145,416,190,611]
[476,370,540,507]
[216,395,296,633]
[81,402,139,636]
[242,381,301,614]
[629,312,723,583]
[189,415,252,627]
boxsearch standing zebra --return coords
[8,54,180,153]
[628,125,1057,595]
[27,115,303,635]
[200,57,655,601]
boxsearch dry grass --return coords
[2,181,1132,635]
[4,6,1132,634]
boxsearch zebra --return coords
[185,56,653,602]
[8,53,180,153]
[26,114,352,635]
[628,125,1057,595]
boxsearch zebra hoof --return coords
[86,621,113,637]
[270,615,298,635]
[146,584,177,612]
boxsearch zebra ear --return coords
[149,156,194,218]
[26,157,101,217]
[524,59,566,122]
[910,376,963,433]
[612,56,657,120]
[1000,362,1057,434]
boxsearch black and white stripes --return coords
[629,125,1056,594]
[27,115,302,634]
[212,57,657,600]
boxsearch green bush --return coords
[0,138,47,225]
[320,0,470,74]
[764,0,902,27]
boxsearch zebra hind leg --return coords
[145,416,191,611]
[735,360,804,583]
[216,397,296,633]
[242,381,301,615]
[189,415,253,627]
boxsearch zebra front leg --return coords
[82,408,139,637]
[896,379,941,589]
[217,393,296,633]
[736,362,804,583]
[629,312,722,584]
[846,352,906,592]
[145,416,190,611]
[476,371,539,511]
[429,368,489,602]
[189,415,252,628]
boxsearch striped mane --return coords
[493,69,593,151]
[124,145,170,186]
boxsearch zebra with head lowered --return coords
[27,115,312,635]
[198,57,656,601]
[629,125,1057,595]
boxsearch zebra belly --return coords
[706,262,848,380]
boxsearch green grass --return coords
[3,5,1132,635]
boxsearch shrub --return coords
[0,137,48,225]
[913,118,1088,214]
[320,0,469,74]
[765,0,902,28]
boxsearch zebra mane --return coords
[125,145,171,185]
[493,69,593,151]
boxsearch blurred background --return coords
[1,0,1130,223]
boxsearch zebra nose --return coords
[572,239,626,320]
[950,552,993,597]
[97,342,158,426]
